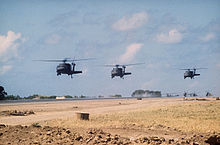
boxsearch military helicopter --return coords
[103,63,144,79]
[34,58,94,78]
[180,68,207,79]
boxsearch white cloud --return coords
[0,31,24,62]
[0,65,12,75]
[156,29,182,43]
[200,33,216,42]
[112,12,148,31]
[45,34,61,44]
[119,43,143,64]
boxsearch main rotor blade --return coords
[33,58,96,62]
[72,58,96,61]
[101,65,117,67]
[123,63,145,66]
[33,59,65,62]
[101,63,144,67]
[193,68,208,70]
[179,68,207,70]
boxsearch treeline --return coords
[0,94,87,100]
[0,86,87,100]
[111,94,122,98]
[25,94,86,99]
[132,89,161,97]
[1,95,21,100]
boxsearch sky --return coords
[0,0,220,97]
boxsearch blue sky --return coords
[0,0,220,97]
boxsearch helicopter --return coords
[34,58,94,78]
[103,63,144,79]
[180,68,207,79]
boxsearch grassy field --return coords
[45,100,220,133]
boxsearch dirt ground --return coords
[0,97,220,144]
[0,97,185,125]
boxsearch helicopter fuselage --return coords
[56,63,82,77]
[184,70,200,79]
[111,67,131,78]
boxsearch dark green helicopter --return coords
[180,68,207,79]
[103,63,144,79]
[34,58,94,78]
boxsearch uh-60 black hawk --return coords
[103,63,144,79]
[180,68,207,79]
[34,58,94,78]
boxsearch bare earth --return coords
[0,97,220,144]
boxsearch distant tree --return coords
[40,95,56,99]
[25,94,41,99]
[131,90,145,97]
[5,95,21,100]
[80,95,86,98]
[49,96,57,99]
[113,94,122,97]
[0,86,7,100]
[64,95,73,98]
[24,95,36,99]
[153,91,161,97]
[132,89,161,97]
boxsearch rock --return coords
[186,140,190,144]
[99,130,105,134]
[193,142,199,145]
[114,135,119,140]
[97,135,102,138]
[150,136,160,141]
[75,136,83,141]
[66,130,71,134]
[168,138,174,144]
[100,138,106,143]
[33,141,39,144]
[46,131,51,135]
[0,124,6,128]
[106,137,111,142]
[205,135,220,145]
[86,137,93,143]
[88,130,94,134]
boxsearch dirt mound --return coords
[0,124,219,145]
[0,110,35,116]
